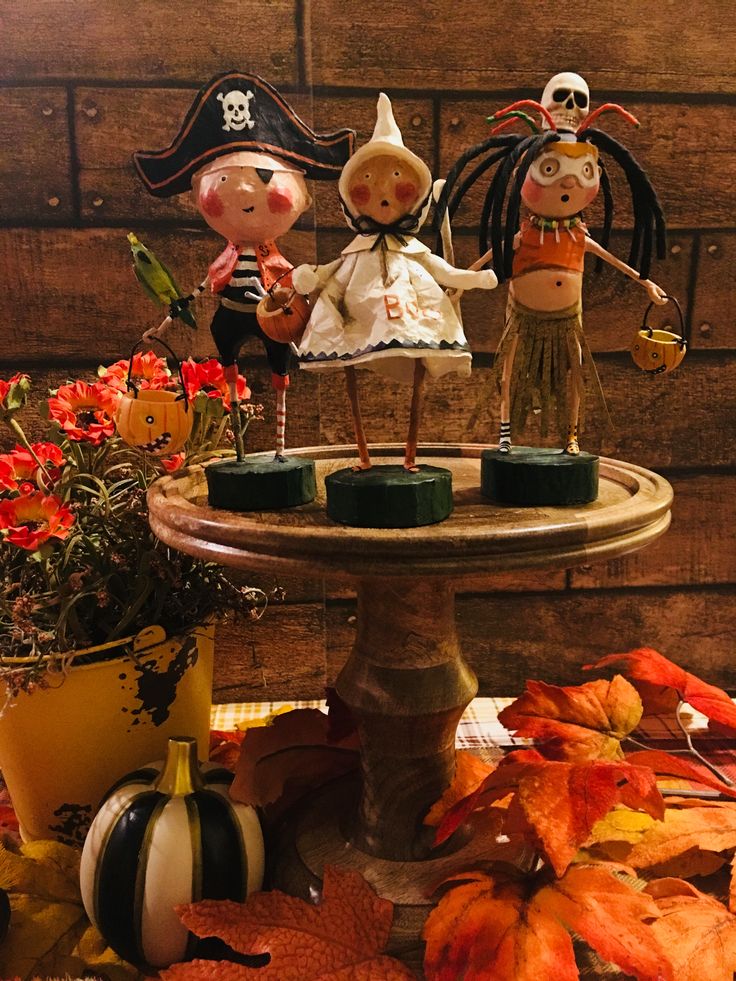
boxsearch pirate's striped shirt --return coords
[220,250,261,311]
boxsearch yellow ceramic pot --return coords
[0,623,213,843]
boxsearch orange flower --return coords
[47,381,117,445]
[0,490,75,550]
[161,452,185,473]
[181,358,250,411]
[98,351,174,394]
[0,443,65,492]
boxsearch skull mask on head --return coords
[540,72,589,132]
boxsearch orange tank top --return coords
[512,218,587,278]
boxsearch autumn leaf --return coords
[0,839,142,981]
[626,800,736,869]
[229,708,360,817]
[209,728,246,771]
[644,877,736,980]
[625,747,736,799]
[424,751,496,827]
[498,675,643,761]
[160,866,415,980]
[586,647,736,731]
[423,864,673,981]
[434,749,664,876]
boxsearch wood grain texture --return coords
[0,227,316,362]
[570,473,736,589]
[315,355,734,469]
[213,602,326,702]
[74,87,314,222]
[691,231,736,349]
[326,587,736,696]
[0,88,73,222]
[0,0,300,83]
[308,0,736,93]
[439,99,736,229]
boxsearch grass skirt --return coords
[494,295,609,443]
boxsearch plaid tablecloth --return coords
[212,696,736,778]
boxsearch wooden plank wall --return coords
[2,1,735,699]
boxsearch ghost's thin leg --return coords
[344,366,371,471]
[404,359,427,472]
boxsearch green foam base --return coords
[481,446,599,506]
[325,465,453,528]
[206,456,317,511]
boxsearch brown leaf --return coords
[424,751,495,827]
[644,877,736,980]
[423,865,672,981]
[435,750,664,877]
[498,675,643,761]
[587,647,736,731]
[229,709,360,816]
[161,866,415,981]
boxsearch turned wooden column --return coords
[335,577,477,860]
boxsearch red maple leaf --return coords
[160,866,415,980]
[423,864,673,981]
[586,647,736,731]
[434,749,664,876]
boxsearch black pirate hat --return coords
[134,71,355,197]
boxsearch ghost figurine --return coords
[293,93,497,472]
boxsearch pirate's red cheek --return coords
[395,180,418,204]
[349,183,371,207]
[200,187,224,218]
[267,186,295,214]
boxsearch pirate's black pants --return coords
[210,304,291,379]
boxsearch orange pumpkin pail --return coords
[114,339,192,455]
[256,269,310,345]
[631,295,688,376]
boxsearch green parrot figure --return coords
[128,232,197,329]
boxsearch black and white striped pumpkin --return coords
[80,736,264,968]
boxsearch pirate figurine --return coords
[291,94,497,527]
[133,70,354,510]
[434,72,671,506]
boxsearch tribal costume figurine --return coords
[435,72,669,455]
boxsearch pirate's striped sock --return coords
[499,421,512,453]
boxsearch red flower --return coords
[47,381,117,445]
[161,452,185,473]
[181,358,250,411]
[0,490,75,550]
[0,443,65,492]
[98,351,174,394]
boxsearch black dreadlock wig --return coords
[434,99,666,284]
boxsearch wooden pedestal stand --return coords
[148,444,673,971]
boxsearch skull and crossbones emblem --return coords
[218,89,255,132]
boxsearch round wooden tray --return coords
[148,443,673,584]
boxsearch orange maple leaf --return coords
[586,647,736,731]
[229,709,360,817]
[160,866,415,981]
[644,877,736,980]
[498,675,643,761]
[625,748,736,799]
[626,799,736,869]
[434,749,664,876]
[423,865,673,981]
[424,751,496,828]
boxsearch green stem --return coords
[7,418,52,482]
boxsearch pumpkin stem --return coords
[154,737,205,796]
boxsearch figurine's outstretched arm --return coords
[292,259,343,296]
[585,237,667,305]
[169,274,211,319]
[418,253,497,291]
